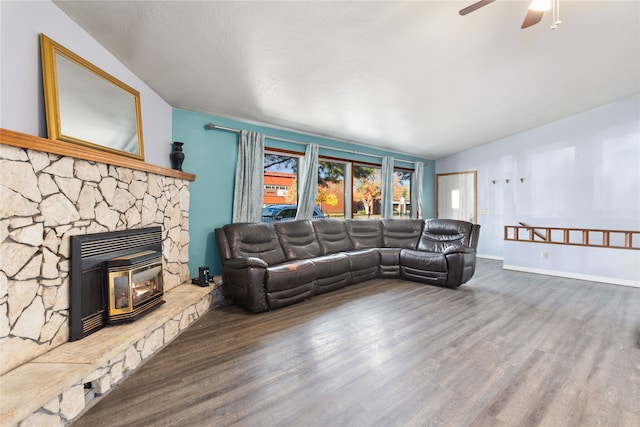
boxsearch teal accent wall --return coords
[173,108,435,277]
[424,168,435,220]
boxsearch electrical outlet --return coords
[541,251,548,259]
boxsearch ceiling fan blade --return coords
[459,0,496,16]
[521,9,545,28]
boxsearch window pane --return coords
[318,160,346,219]
[451,189,460,209]
[352,165,381,219]
[393,170,412,218]
[263,152,299,222]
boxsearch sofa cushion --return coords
[400,249,447,272]
[345,219,383,249]
[265,260,317,300]
[223,222,286,266]
[346,249,379,270]
[311,253,351,294]
[378,247,401,278]
[311,253,350,278]
[275,220,322,260]
[266,260,317,289]
[418,219,473,252]
[400,249,448,285]
[382,219,423,249]
[313,219,354,254]
[346,249,379,283]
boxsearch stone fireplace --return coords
[0,139,192,373]
[1,129,225,426]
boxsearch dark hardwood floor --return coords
[72,259,640,427]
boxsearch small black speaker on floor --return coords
[192,266,210,287]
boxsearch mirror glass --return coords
[40,34,144,160]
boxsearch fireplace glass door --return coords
[107,251,164,322]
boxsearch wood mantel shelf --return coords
[0,128,196,182]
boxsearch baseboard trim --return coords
[502,264,640,288]
[477,254,504,261]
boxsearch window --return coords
[263,151,299,205]
[262,150,416,221]
[353,165,382,219]
[262,151,300,222]
[393,169,412,218]
[451,189,460,209]
[317,160,346,219]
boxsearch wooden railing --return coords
[504,223,640,250]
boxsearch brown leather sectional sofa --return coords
[215,218,480,313]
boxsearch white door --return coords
[437,171,476,223]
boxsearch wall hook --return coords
[520,177,525,183]
[492,180,496,184]
[505,179,510,184]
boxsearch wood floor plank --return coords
[71,259,640,427]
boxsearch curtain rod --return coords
[205,122,417,166]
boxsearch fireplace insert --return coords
[106,250,164,323]
[70,227,163,341]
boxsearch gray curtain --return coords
[381,156,394,219]
[232,130,264,223]
[412,161,424,219]
[295,143,319,219]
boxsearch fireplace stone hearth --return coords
[0,282,224,427]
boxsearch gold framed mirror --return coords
[40,34,144,160]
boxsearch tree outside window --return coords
[353,166,381,219]
[317,161,345,219]
[393,170,411,218]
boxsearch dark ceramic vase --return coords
[170,141,185,171]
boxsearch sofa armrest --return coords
[442,245,476,255]
[443,249,477,288]
[224,257,268,269]
[222,259,269,313]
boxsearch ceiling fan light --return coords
[529,0,551,11]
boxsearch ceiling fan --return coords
[459,0,562,29]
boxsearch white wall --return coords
[0,0,172,168]
[436,95,640,286]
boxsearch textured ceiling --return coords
[53,1,639,159]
